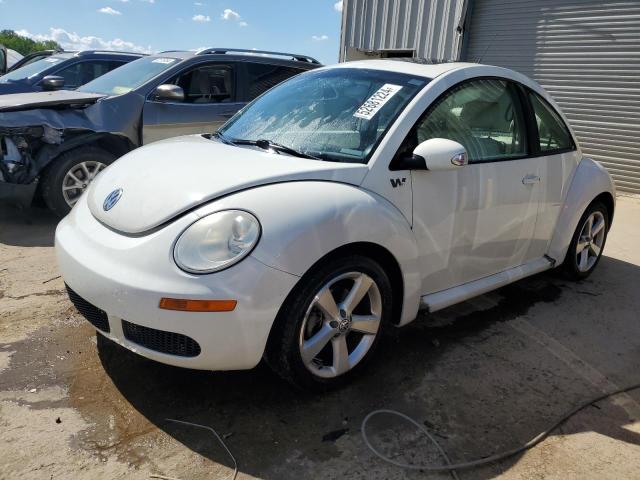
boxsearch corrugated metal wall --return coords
[340,0,467,61]
[464,0,640,194]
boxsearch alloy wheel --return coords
[61,161,107,207]
[575,211,606,273]
[298,271,382,379]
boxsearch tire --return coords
[265,254,393,391]
[41,146,116,217]
[562,201,610,280]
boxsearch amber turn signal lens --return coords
[159,298,237,312]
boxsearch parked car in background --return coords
[0,45,28,74]
[0,48,320,216]
[0,50,145,95]
[56,60,615,390]
[6,49,61,73]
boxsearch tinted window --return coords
[0,56,65,82]
[78,56,180,96]
[246,63,303,99]
[167,64,234,104]
[0,49,5,72]
[220,68,428,164]
[529,92,574,153]
[411,78,527,162]
[55,60,119,88]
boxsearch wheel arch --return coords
[286,241,406,326]
[36,132,135,173]
[547,157,616,263]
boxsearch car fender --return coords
[547,157,616,263]
[193,181,422,326]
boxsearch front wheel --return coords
[562,201,610,280]
[265,255,393,391]
[41,146,116,217]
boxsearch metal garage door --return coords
[463,0,640,194]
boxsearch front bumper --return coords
[55,197,300,371]
[0,179,37,208]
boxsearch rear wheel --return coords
[41,146,115,217]
[265,255,393,391]
[562,201,609,280]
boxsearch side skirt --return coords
[419,256,555,313]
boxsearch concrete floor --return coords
[1,195,639,480]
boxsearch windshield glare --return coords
[219,68,428,163]
[0,56,65,82]
[78,56,179,96]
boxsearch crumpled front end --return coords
[0,124,62,207]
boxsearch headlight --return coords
[174,210,261,274]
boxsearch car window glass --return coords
[0,49,6,72]
[411,78,527,162]
[78,56,180,96]
[246,63,303,99]
[529,91,574,153]
[0,56,64,82]
[56,61,115,88]
[220,68,428,164]
[169,64,234,104]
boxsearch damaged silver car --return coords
[0,48,320,216]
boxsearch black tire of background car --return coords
[562,201,609,281]
[41,146,116,218]
[264,254,393,392]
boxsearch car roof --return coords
[50,51,146,61]
[326,59,479,79]
[151,48,321,68]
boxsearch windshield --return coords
[78,56,180,96]
[0,56,65,82]
[219,68,428,163]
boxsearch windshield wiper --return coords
[213,130,236,145]
[232,138,321,160]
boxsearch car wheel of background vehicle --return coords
[41,146,115,217]
[562,201,609,280]
[265,254,393,391]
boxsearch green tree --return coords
[0,29,61,55]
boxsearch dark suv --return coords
[0,50,145,95]
[0,48,321,216]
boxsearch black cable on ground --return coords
[362,383,640,476]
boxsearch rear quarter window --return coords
[246,63,304,100]
[528,91,575,153]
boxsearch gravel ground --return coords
[1,195,639,480]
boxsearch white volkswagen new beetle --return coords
[56,60,615,390]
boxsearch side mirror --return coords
[391,138,468,171]
[153,84,185,103]
[42,75,65,91]
[414,138,468,171]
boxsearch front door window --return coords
[411,78,528,162]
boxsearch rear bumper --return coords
[0,179,37,208]
[55,196,300,371]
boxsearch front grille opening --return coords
[65,285,111,333]
[122,320,201,358]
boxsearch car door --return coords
[403,78,546,295]
[142,62,243,144]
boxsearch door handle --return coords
[522,174,540,185]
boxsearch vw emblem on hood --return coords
[103,188,123,211]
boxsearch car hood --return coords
[0,81,34,95]
[87,135,369,234]
[0,90,106,111]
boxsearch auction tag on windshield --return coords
[45,58,61,63]
[353,84,403,120]
[152,58,177,64]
